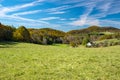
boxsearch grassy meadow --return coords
[0,42,120,80]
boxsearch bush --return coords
[42,37,53,45]
[94,43,99,48]
[108,42,113,46]
[70,42,78,47]
[103,41,109,47]
[112,42,118,46]
[82,36,90,45]
[103,43,108,47]
[99,35,113,40]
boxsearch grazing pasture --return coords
[0,42,120,80]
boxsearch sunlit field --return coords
[0,42,120,80]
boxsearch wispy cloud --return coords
[0,0,120,31]
[0,0,46,22]
[107,0,120,15]
[62,0,85,4]
[99,19,120,27]
[40,17,60,21]
[89,0,120,19]
[13,10,41,16]
[70,16,99,26]
[46,5,70,12]
[49,11,66,14]
[46,0,99,15]
[0,0,61,29]
[69,2,97,26]
[69,0,120,28]
[0,0,44,15]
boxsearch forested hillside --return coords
[0,23,120,47]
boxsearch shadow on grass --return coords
[52,44,61,46]
[52,44,70,48]
[0,41,18,48]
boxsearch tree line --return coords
[0,23,65,45]
[0,23,120,47]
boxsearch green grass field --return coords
[0,42,120,80]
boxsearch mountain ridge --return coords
[67,26,120,34]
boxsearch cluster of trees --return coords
[13,26,31,42]
[0,23,65,45]
[66,26,120,47]
[28,28,65,44]
[0,23,15,41]
[0,23,120,47]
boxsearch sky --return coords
[0,0,120,31]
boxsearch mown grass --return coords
[0,42,120,80]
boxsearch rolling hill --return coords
[67,26,120,35]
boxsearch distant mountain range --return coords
[67,26,120,34]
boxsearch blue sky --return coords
[0,0,120,31]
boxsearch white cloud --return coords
[70,15,87,26]
[68,0,120,28]
[100,19,120,27]
[97,2,111,12]
[87,18,100,26]
[39,16,67,21]
[0,0,120,30]
[107,1,120,15]
[0,15,61,29]
[69,2,99,26]
[40,17,60,21]
[46,0,101,16]
[0,0,61,29]
[46,5,70,12]
[62,0,85,4]
[13,10,41,16]
[89,0,120,19]
[0,0,44,15]
[70,16,99,26]
[49,11,66,14]
[59,18,66,20]
[0,14,48,24]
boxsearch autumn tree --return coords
[0,23,15,41]
[13,26,31,42]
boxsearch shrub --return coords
[99,35,113,40]
[103,42,108,47]
[112,42,119,46]
[108,42,113,46]
[82,36,90,45]
[94,43,99,48]
[42,37,53,45]
[103,41,109,47]
[70,42,78,47]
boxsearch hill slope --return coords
[67,26,120,35]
